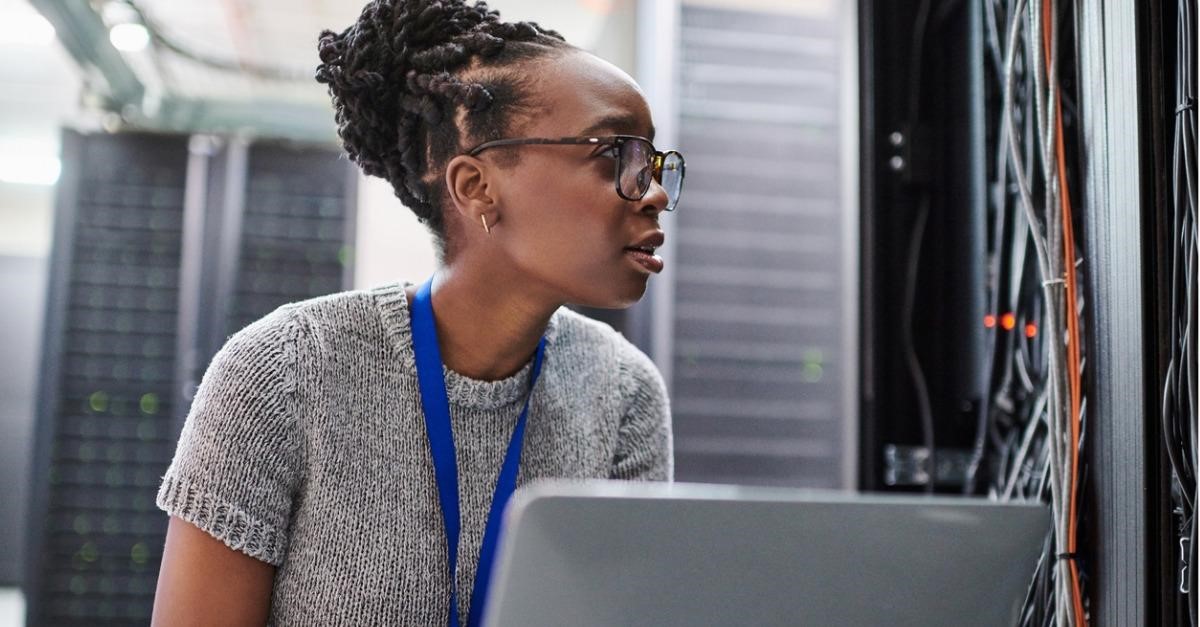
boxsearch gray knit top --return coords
[155,281,673,625]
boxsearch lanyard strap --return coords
[410,276,547,627]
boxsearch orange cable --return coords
[1042,0,1086,623]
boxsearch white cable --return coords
[1005,0,1082,623]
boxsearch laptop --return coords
[482,480,1050,627]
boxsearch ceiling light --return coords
[0,140,62,186]
[0,156,61,186]
[109,23,149,52]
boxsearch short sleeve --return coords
[155,306,308,566]
[609,342,674,481]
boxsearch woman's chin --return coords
[578,281,650,310]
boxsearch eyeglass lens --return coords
[618,138,684,210]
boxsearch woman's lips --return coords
[625,248,664,273]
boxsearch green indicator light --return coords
[801,349,826,383]
[140,393,159,415]
[80,542,98,563]
[89,391,109,413]
[131,543,149,565]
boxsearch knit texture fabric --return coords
[156,281,673,625]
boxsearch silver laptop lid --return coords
[484,481,1049,627]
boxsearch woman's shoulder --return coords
[230,282,405,345]
[551,307,664,395]
[550,307,633,355]
[281,282,400,330]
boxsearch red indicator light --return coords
[1001,313,1017,331]
[984,314,997,329]
[1025,323,1038,338]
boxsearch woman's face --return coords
[466,50,671,309]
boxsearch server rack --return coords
[859,0,1191,622]
[25,130,356,626]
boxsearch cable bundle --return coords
[1164,0,1198,622]
[118,0,314,83]
[969,0,1088,624]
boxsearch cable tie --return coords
[1177,98,1195,115]
[1055,552,1078,561]
[1043,278,1066,287]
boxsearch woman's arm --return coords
[610,342,674,481]
[153,307,309,624]
[152,516,276,627]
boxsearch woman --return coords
[151,0,685,625]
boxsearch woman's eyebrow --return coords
[579,113,656,142]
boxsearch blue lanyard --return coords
[410,276,547,627]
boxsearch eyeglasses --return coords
[466,135,686,211]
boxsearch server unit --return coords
[667,1,858,489]
[25,130,356,626]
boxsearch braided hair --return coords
[316,0,570,254]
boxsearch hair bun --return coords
[315,0,568,246]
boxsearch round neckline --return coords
[372,281,559,411]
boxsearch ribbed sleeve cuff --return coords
[156,474,289,566]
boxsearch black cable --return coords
[902,198,936,493]
[900,0,938,492]
[121,0,312,82]
[1167,0,1199,619]
[907,0,935,123]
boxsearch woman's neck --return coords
[406,263,561,381]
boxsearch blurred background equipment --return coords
[663,2,858,489]
[23,130,355,625]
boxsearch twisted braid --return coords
[316,0,568,247]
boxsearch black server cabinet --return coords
[25,130,357,626]
[858,0,986,492]
[667,3,856,489]
[25,131,189,626]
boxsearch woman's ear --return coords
[444,154,498,228]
